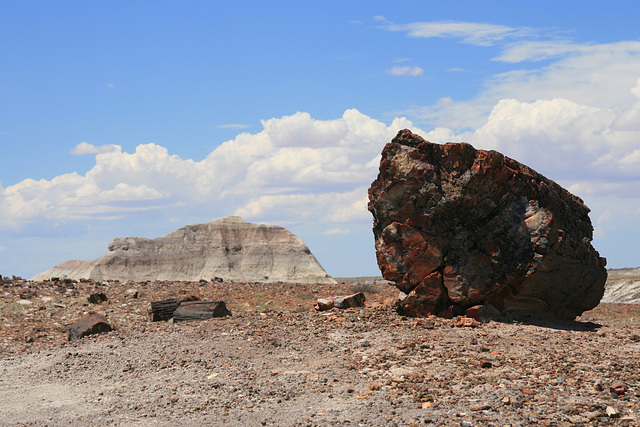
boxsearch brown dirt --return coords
[1,278,639,426]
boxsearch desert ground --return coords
[0,277,639,426]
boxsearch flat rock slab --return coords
[368,129,607,320]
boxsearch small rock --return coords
[606,406,620,418]
[125,289,139,299]
[314,293,366,311]
[455,316,480,328]
[87,292,108,304]
[170,396,179,404]
[610,381,627,396]
[480,360,492,368]
[502,396,511,405]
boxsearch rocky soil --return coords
[1,277,639,426]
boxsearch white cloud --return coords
[381,20,534,46]
[485,42,640,109]
[493,40,590,63]
[388,66,423,76]
[216,124,251,129]
[324,227,351,235]
[0,110,424,235]
[70,142,120,155]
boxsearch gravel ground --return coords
[1,278,639,426]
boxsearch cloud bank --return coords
[0,110,420,236]
[3,73,640,253]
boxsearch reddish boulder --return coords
[368,129,606,320]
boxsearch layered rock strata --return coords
[32,216,336,284]
[368,129,607,320]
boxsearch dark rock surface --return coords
[66,312,113,341]
[368,129,607,320]
[173,301,232,322]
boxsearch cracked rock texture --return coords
[32,216,336,284]
[368,129,606,320]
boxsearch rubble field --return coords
[1,277,639,426]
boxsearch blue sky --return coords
[2,1,640,278]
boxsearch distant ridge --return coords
[602,267,640,303]
[32,216,336,284]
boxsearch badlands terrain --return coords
[0,274,639,426]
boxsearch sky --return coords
[2,1,640,279]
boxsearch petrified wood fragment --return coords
[67,312,113,341]
[148,295,199,322]
[368,129,607,320]
[173,301,231,322]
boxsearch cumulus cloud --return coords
[388,66,424,76]
[70,142,121,155]
[0,110,424,235]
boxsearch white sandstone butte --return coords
[32,216,337,284]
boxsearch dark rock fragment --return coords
[173,301,231,322]
[67,312,113,341]
[88,292,108,304]
[148,295,199,321]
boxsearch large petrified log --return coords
[173,301,231,322]
[368,129,607,320]
[148,296,200,321]
[148,296,231,322]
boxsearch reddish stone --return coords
[610,381,627,396]
[465,305,493,322]
[368,130,607,320]
[67,312,113,341]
